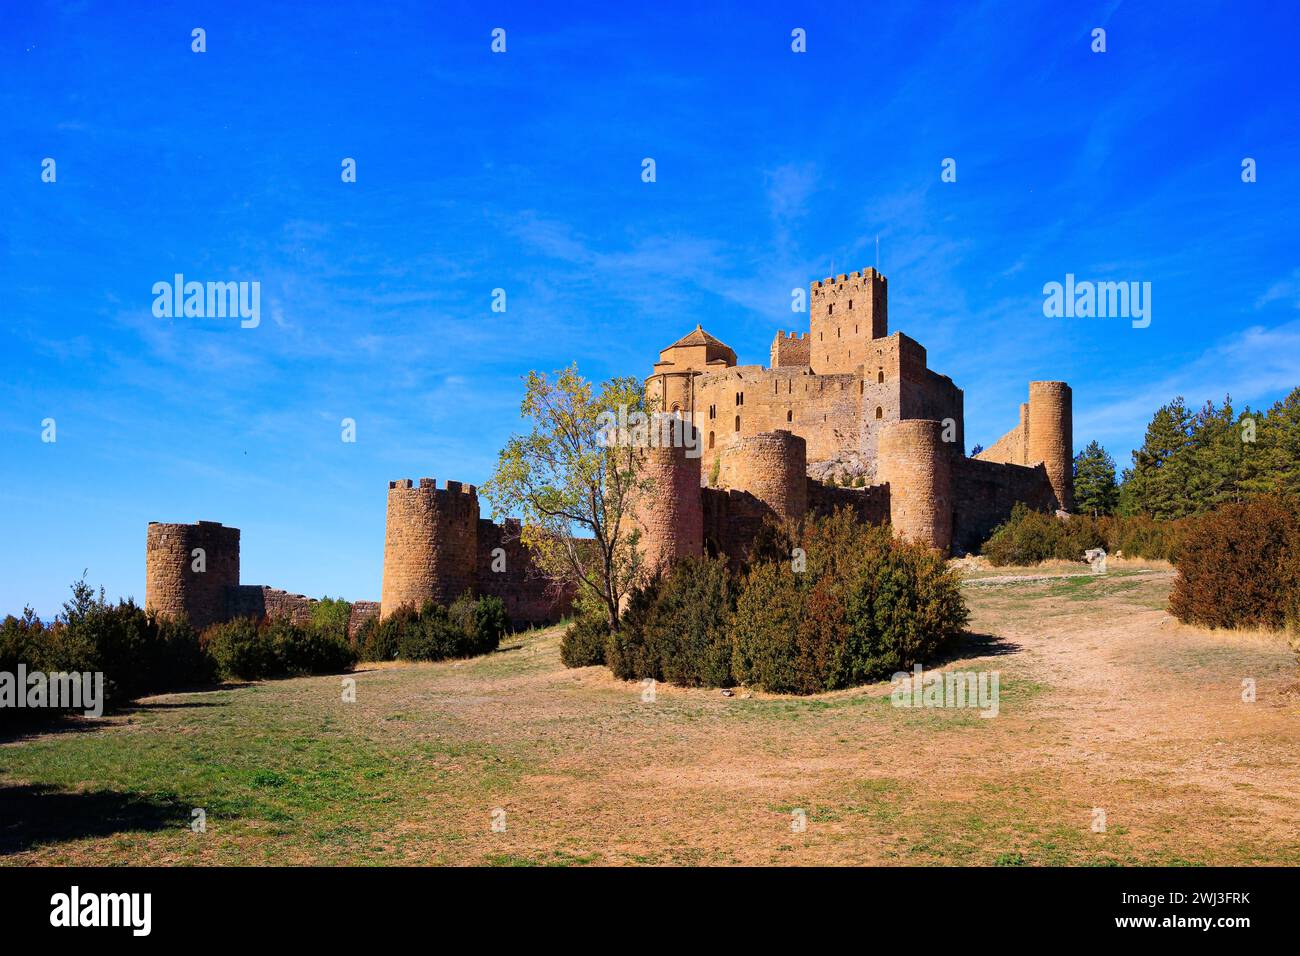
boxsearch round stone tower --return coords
[380,478,480,617]
[878,419,953,552]
[145,520,240,629]
[729,430,808,523]
[1027,381,1074,512]
[633,424,704,574]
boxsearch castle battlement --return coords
[388,477,478,496]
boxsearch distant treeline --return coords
[1072,386,1300,519]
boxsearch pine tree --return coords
[1119,397,1193,518]
[1073,440,1119,516]
[1184,397,1240,512]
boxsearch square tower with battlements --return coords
[809,268,887,375]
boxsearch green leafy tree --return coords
[311,597,352,644]
[481,365,650,634]
[1073,440,1119,516]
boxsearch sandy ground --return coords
[2,566,1297,866]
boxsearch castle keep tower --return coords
[145,520,240,629]
[877,420,953,551]
[1027,381,1074,513]
[381,479,479,617]
[810,268,887,375]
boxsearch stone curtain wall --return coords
[951,458,1058,554]
[145,520,240,630]
[695,365,864,465]
[476,517,574,626]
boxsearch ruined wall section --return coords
[806,479,890,525]
[769,331,811,368]
[380,478,479,617]
[228,585,316,626]
[347,601,381,639]
[977,403,1029,465]
[145,521,240,630]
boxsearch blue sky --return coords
[3,0,1298,617]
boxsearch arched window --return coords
[734,415,741,432]
[877,369,884,384]
[875,406,884,420]
[708,431,715,449]
[786,410,793,422]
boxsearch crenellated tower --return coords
[380,478,480,617]
[809,267,887,375]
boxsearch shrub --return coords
[201,617,272,680]
[356,596,508,664]
[1169,494,1300,631]
[606,575,663,681]
[264,618,356,676]
[472,595,509,655]
[980,505,1106,566]
[311,597,352,644]
[1098,514,1190,562]
[840,536,968,685]
[396,603,463,661]
[729,561,807,692]
[45,580,211,702]
[356,608,406,662]
[730,512,968,694]
[201,616,356,681]
[653,557,736,687]
[560,615,609,668]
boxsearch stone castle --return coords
[145,267,1071,631]
[635,268,1072,567]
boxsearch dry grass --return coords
[2,569,1298,866]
